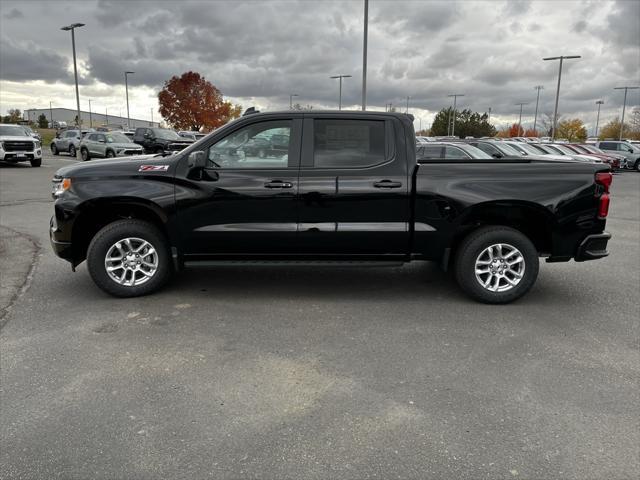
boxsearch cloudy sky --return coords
[1,0,638,132]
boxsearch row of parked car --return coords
[415,136,640,171]
[50,127,205,160]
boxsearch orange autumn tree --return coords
[508,123,525,137]
[158,71,241,132]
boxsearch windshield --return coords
[582,145,604,154]
[0,125,29,136]
[514,142,542,155]
[544,145,564,154]
[106,132,131,143]
[22,126,34,134]
[554,145,580,155]
[457,143,492,159]
[495,142,523,156]
[153,129,181,140]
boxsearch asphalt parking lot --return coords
[1,153,639,479]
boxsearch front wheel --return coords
[454,226,539,304]
[106,150,115,158]
[87,220,172,297]
[69,145,76,157]
[30,158,42,167]
[80,148,90,161]
[51,144,59,155]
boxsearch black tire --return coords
[635,160,640,172]
[80,148,90,161]
[51,143,59,155]
[69,145,76,157]
[155,147,164,154]
[106,150,115,158]
[30,158,42,167]
[87,219,172,298]
[454,226,539,304]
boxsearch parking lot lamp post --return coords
[488,107,491,123]
[105,107,108,125]
[447,93,464,137]
[289,94,298,109]
[61,23,85,128]
[150,108,154,125]
[49,101,54,127]
[124,71,134,130]
[405,96,410,114]
[515,102,529,136]
[361,0,368,110]
[88,99,92,127]
[614,86,639,140]
[543,55,581,140]
[594,100,604,137]
[533,85,543,133]
[330,75,352,110]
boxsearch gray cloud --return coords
[0,0,638,128]
[3,7,23,19]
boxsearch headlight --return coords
[0,142,4,150]
[35,141,41,149]
[52,177,72,197]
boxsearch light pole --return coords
[150,108,154,126]
[613,86,639,140]
[88,99,92,127]
[515,102,529,136]
[447,93,464,137]
[594,100,604,137]
[533,85,543,133]
[405,96,410,114]
[105,107,108,125]
[330,75,352,110]
[124,71,134,129]
[289,94,299,109]
[61,23,85,127]
[543,55,581,139]
[49,101,54,128]
[361,0,368,110]
[488,107,492,123]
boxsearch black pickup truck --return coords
[50,110,612,303]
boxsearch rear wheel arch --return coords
[445,201,555,268]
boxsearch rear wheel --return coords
[51,144,59,155]
[454,226,539,304]
[106,150,115,158]
[69,145,76,157]
[635,160,640,172]
[30,158,42,167]
[87,220,172,297]
[80,148,90,161]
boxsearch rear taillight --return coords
[595,171,612,219]
[595,172,612,193]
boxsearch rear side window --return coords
[444,146,469,159]
[87,134,97,141]
[313,119,386,168]
[599,142,616,150]
[475,142,499,155]
[417,145,443,159]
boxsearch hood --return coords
[0,135,36,142]
[55,153,178,178]
[108,142,143,149]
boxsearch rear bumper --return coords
[575,232,611,262]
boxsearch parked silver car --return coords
[596,141,640,171]
[51,129,94,157]
[79,131,144,161]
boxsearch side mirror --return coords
[188,151,206,170]
[98,139,105,143]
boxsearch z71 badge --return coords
[139,165,169,172]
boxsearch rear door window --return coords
[313,119,386,168]
[444,146,470,159]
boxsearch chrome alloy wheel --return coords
[474,243,525,292]
[104,237,158,286]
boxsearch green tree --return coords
[430,107,496,138]
[2,108,22,123]
[37,114,48,128]
[555,118,587,141]
[598,117,632,140]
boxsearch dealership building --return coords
[23,107,160,129]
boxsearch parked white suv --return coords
[0,123,43,167]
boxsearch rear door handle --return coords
[373,180,402,189]
[264,180,293,189]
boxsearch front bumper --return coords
[0,149,42,161]
[575,232,611,262]
[50,215,73,262]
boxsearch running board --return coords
[184,260,405,268]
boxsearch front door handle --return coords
[264,180,293,189]
[373,180,402,189]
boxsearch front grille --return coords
[123,149,142,155]
[168,143,190,151]
[4,141,34,152]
